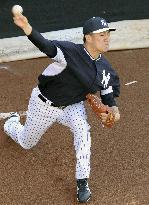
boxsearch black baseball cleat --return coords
[77,178,91,203]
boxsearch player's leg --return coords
[57,102,91,203]
[4,87,61,149]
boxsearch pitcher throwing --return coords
[4,8,120,203]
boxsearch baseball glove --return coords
[86,93,115,128]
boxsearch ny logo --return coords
[101,70,110,88]
[101,20,107,27]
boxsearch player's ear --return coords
[85,34,92,42]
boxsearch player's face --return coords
[89,31,110,53]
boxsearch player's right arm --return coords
[13,14,57,58]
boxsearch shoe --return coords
[7,112,20,122]
[77,178,91,203]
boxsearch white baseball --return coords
[12,5,23,15]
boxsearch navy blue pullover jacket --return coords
[28,29,120,107]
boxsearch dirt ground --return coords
[0,48,149,205]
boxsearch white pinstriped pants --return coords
[4,87,91,179]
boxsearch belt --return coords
[38,94,66,109]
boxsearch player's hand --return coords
[100,106,120,124]
[13,14,28,29]
[111,106,120,122]
[13,14,32,35]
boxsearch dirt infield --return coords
[0,48,149,205]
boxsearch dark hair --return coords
[83,35,86,43]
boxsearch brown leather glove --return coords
[86,93,115,128]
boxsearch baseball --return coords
[12,5,23,15]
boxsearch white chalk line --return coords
[125,81,138,85]
[0,65,8,70]
[0,64,20,76]
[0,111,26,120]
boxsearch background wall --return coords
[0,3,149,203]
[0,0,149,39]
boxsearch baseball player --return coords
[4,13,120,203]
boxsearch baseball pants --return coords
[4,87,91,179]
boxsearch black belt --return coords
[38,94,66,109]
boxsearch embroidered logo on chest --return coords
[101,70,110,88]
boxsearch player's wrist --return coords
[114,112,120,122]
[111,106,119,113]
[23,24,32,36]
[111,106,120,122]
